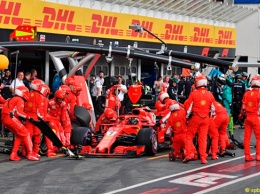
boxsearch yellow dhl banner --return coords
[0,0,236,48]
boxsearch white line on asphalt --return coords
[194,171,260,194]
[104,155,251,194]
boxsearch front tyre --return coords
[136,128,158,156]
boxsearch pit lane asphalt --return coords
[0,127,258,194]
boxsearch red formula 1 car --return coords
[70,106,172,157]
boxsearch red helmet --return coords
[40,84,50,97]
[31,79,43,91]
[195,75,207,88]
[59,85,71,95]
[70,84,82,96]
[55,90,66,99]
[158,91,169,103]
[168,100,180,112]
[104,108,114,119]
[15,86,29,101]
[65,77,76,86]
[251,76,260,87]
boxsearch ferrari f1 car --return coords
[70,106,172,157]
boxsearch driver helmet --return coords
[104,108,114,119]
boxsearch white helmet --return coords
[15,86,29,101]
[168,100,180,112]
[251,76,260,87]
[31,79,43,91]
[195,75,207,88]
[158,91,169,103]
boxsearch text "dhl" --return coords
[42,7,76,31]
[90,14,121,35]
[0,1,23,25]
[130,20,155,39]
[193,27,211,43]
[216,30,234,45]
[164,24,187,41]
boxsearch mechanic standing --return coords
[1,86,39,161]
[40,84,57,157]
[183,75,215,164]
[212,100,229,156]
[239,76,260,162]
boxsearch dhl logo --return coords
[85,14,123,36]
[126,20,156,39]
[190,27,213,43]
[215,30,235,45]
[163,24,187,42]
[36,7,82,32]
[0,0,30,25]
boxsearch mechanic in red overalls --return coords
[48,90,69,147]
[239,76,260,161]
[183,75,215,164]
[167,100,189,161]
[69,83,82,118]
[39,84,57,157]
[2,86,39,161]
[208,114,219,160]
[156,91,174,142]
[95,85,120,132]
[24,79,45,158]
[212,100,229,156]
[59,84,80,146]
[155,91,171,116]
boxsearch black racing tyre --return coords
[39,135,47,156]
[71,127,93,146]
[74,106,91,127]
[72,120,81,130]
[136,128,158,156]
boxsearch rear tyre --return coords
[74,106,91,127]
[136,128,158,156]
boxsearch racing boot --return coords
[245,155,254,162]
[200,157,208,164]
[9,136,22,161]
[183,154,194,163]
[211,153,219,160]
[169,148,176,161]
[256,155,260,161]
[23,135,39,161]
[33,134,41,159]
[45,137,56,157]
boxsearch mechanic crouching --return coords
[167,100,197,161]
[48,90,70,148]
